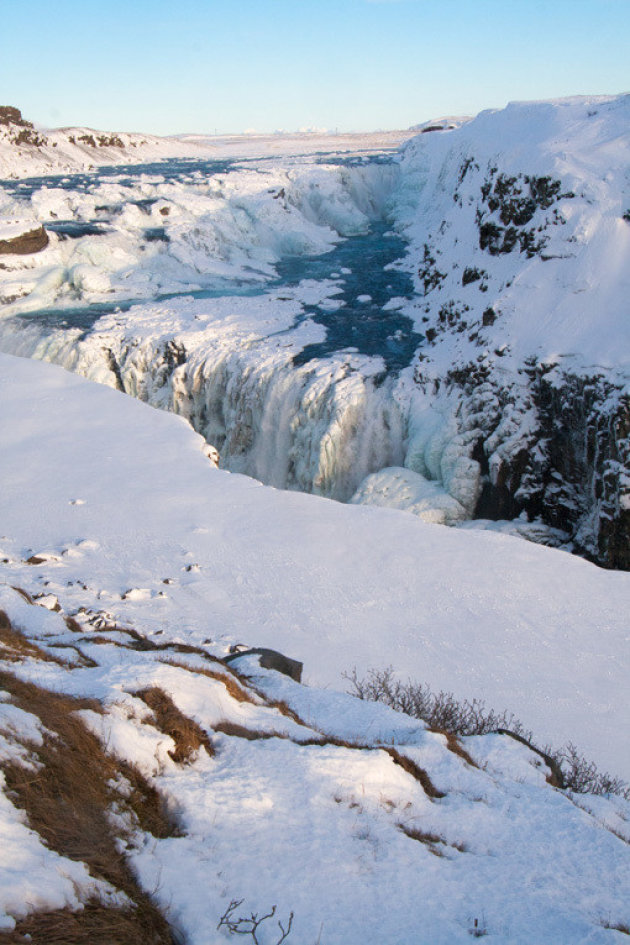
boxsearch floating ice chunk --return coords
[318,298,345,311]
[382,297,405,310]
[350,466,468,525]
[356,294,372,303]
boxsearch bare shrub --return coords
[343,666,527,737]
[344,667,630,799]
[558,743,630,798]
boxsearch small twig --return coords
[217,899,293,944]
[277,912,294,944]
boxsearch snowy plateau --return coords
[0,98,629,944]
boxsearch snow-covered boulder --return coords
[0,221,48,255]
[351,466,468,525]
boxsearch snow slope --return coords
[0,351,627,780]
[0,351,628,944]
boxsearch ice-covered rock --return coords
[351,466,467,525]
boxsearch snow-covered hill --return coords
[0,351,628,944]
[0,106,208,178]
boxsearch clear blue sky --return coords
[1,0,628,135]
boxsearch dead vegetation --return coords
[0,663,179,944]
[601,921,630,936]
[435,729,479,768]
[213,720,281,741]
[136,686,214,762]
[397,822,468,856]
[217,899,294,945]
[346,666,630,799]
[397,823,447,856]
[0,610,70,666]
[385,747,446,800]
[9,587,34,603]
[2,901,177,945]
[344,666,526,737]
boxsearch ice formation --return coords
[1,96,629,563]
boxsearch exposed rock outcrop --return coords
[0,105,47,147]
[412,366,630,569]
[0,225,49,255]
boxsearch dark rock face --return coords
[443,366,630,569]
[475,171,571,259]
[0,106,29,127]
[0,226,49,255]
[0,106,47,147]
[532,372,630,569]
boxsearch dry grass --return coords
[136,686,214,762]
[397,823,447,855]
[398,823,468,856]
[432,729,479,768]
[262,697,306,726]
[0,669,179,944]
[64,616,84,634]
[79,634,126,646]
[213,720,281,741]
[0,610,70,667]
[601,921,630,936]
[47,642,98,668]
[1,901,177,945]
[385,748,446,800]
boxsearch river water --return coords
[2,153,421,374]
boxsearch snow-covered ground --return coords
[1,351,628,778]
[0,350,628,943]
